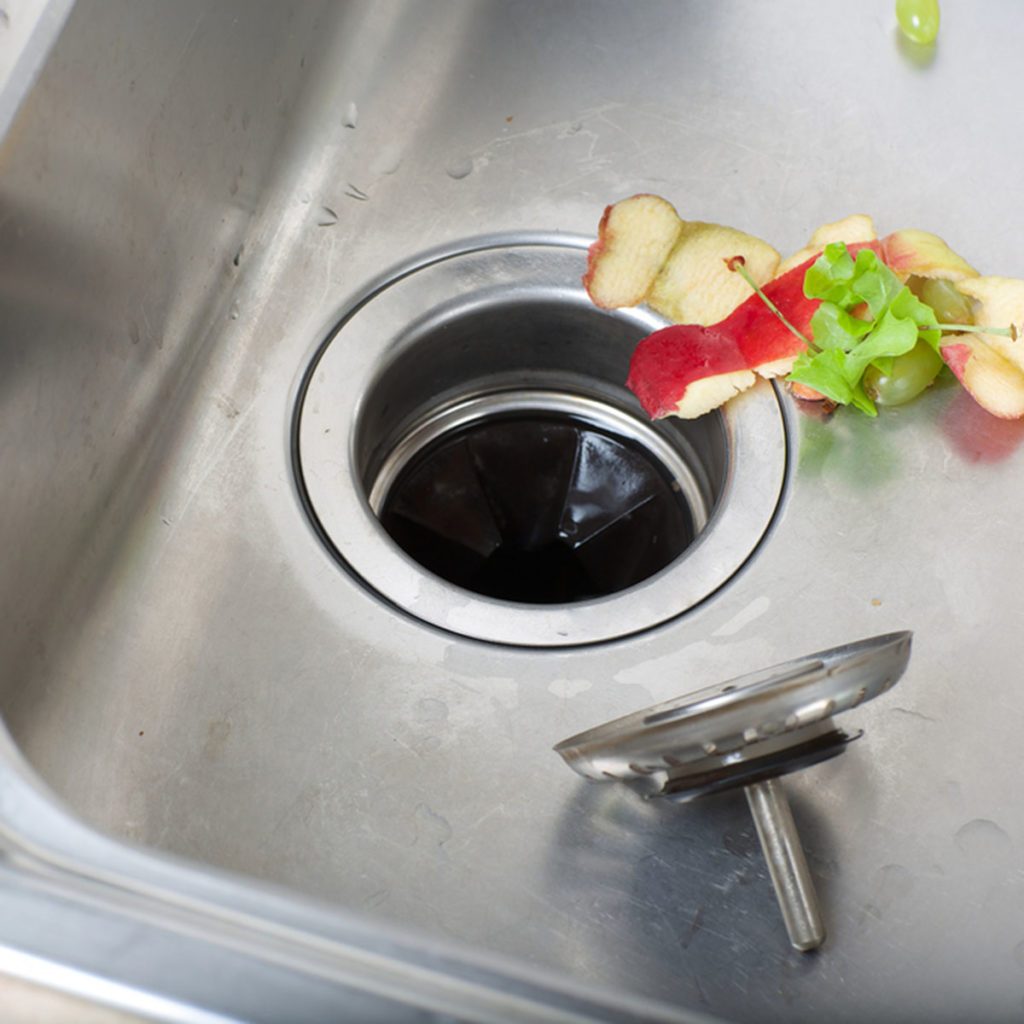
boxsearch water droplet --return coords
[229,302,240,320]
[343,101,358,129]
[547,678,592,699]
[370,144,404,177]
[298,190,311,205]
[317,206,338,227]
[954,818,1011,859]
[445,156,473,180]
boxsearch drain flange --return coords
[295,234,788,646]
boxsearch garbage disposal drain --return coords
[372,392,704,604]
[296,234,788,647]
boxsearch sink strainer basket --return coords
[555,631,912,950]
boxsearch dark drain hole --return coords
[378,413,695,604]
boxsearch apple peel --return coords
[626,324,753,419]
[777,214,878,277]
[585,193,1017,421]
[627,254,825,419]
[583,194,683,309]
[583,194,779,325]
[953,277,1024,364]
[939,276,1024,419]
[777,221,975,289]
[941,338,1024,420]
[647,222,780,326]
[880,229,978,282]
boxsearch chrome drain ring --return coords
[295,234,788,647]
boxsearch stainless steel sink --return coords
[3,1,1024,1021]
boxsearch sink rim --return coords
[0,718,698,1023]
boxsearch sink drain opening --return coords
[371,391,707,604]
[296,235,787,646]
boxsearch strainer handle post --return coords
[744,778,825,952]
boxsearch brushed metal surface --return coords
[2,1,1023,1021]
[554,632,911,787]
[744,778,825,953]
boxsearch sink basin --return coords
[2,1,1024,1021]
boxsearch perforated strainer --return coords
[554,631,912,951]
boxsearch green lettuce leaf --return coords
[804,242,857,304]
[790,242,948,416]
[846,250,903,318]
[788,349,878,417]
[809,301,873,351]
[843,307,919,383]
[889,286,941,349]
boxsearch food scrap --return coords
[896,0,940,46]
[584,194,1024,422]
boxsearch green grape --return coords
[863,340,944,406]
[907,275,974,325]
[896,0,940,45]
